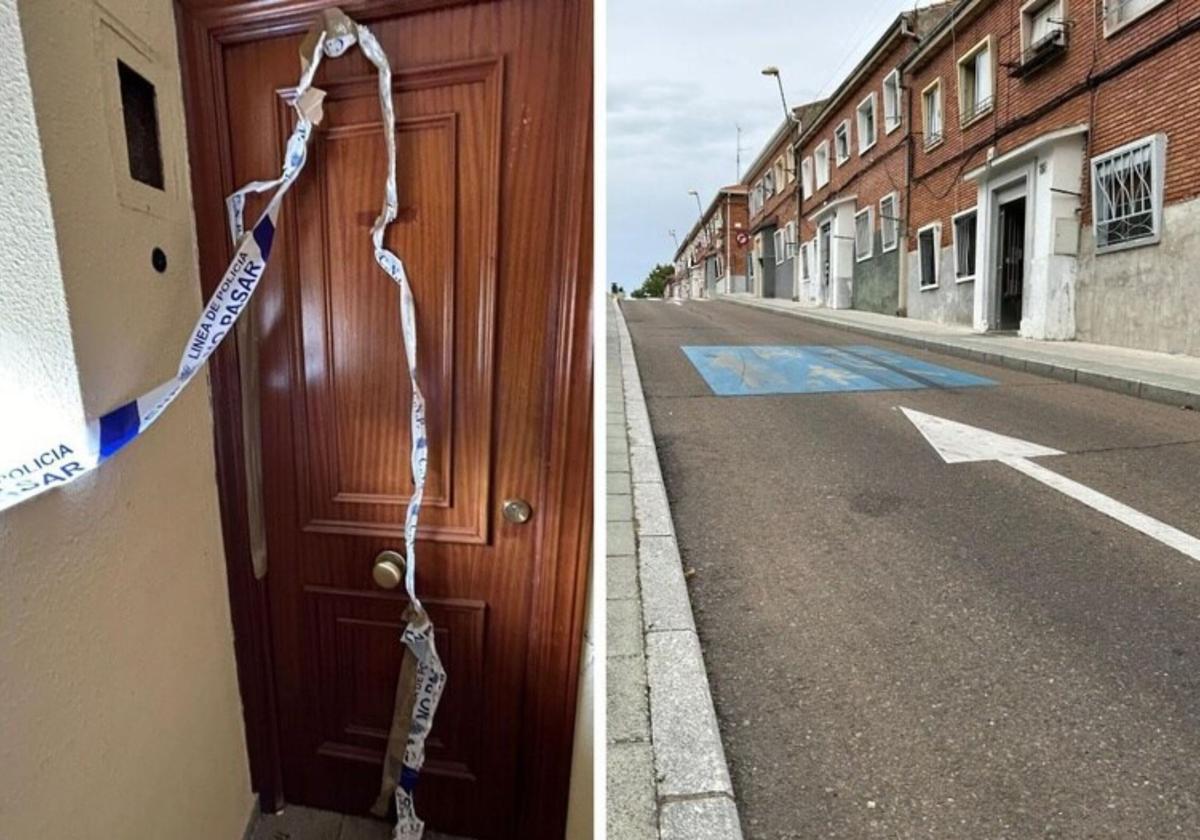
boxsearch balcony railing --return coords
[1011,27,1068,77]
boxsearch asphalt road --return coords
[622,299,1200,840]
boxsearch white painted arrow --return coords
[900,407,1200,563]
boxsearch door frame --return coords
[974,164,1033,333]
[174,2,593,835]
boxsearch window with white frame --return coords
[814,141,830,188]
[854,207,873,261]
[786,147,796,182]
[879,193,899,252]
[953,209,977,280]
[774,156,787,191]
[1104,0,1168,33]
[957,37,994,125]
[764,168,775,197]
[801,157,814,197]
[922,80,943,149]
[773,228,785,265]
[834,121,851,165]
[882,69,901,133]
[1021,0,1066,62]
[1092,133,1165,252]
[800,241,811,279]
[856,93,878,153]
[918,223,940,288]
[785,221,797,259]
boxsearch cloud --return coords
[606,0,920,290]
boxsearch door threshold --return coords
[247,804,474,840]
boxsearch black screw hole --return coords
[151,247,167,273]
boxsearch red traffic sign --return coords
[735,231,750,246]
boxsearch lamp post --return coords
[761,65,792,122]
[687,190,706,298]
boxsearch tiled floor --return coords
[246,805,469,840]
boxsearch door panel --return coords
[998,197,1025,331]
[211,4,589,837]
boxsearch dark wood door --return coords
[998,196,1025,330]
[179,2,592,838]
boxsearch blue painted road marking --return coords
[681,345,996,396]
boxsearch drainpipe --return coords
[724,192,732,295]
[898,71,913,317]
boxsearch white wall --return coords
[0,0,253,836]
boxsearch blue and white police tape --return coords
[1,8,445,839]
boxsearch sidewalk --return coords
[606,300,743,840]
[722,294,1200,410]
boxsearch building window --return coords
[1104,0,1168,34]
[814,141,830,188]
[952,209,977,281]
[917,223,940,288]
[786,147,796,182]
[922,80,943,149]
[834,121,850,165]
[1092,133,1165,252]
[854,207,874,262]
[774,156,786,192]
[1021,0,1066,65]
[800,242,811,280]
[764,169,775,197]
[801,157,814,198]
[773,229,785,265]
[882,69,901,133]
[957,37,994,126]
[856,93,878,154]
[786,221,797,259]
[879,193,899,252]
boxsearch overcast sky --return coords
[607,0,927,290]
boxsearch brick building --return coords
[903,0,1200,354]
[796,6,951,314]
[671,185,750,298]
[742,102,824,300]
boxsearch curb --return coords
[721,295,1200,411]
[613,300,745,840]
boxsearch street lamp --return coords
[762,65,792,122]
[687,189,703,218]
[668,229,679,250]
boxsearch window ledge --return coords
[836,156,849,167]
[1095,232,1161,255]
[919,282,940,291]
[884,119,901,135]
[1104,0,1169,36]
[955,274,976,284]
[924,137,944,153]
[881,242,898,254]
[855,253,873,263]
[960,106,993,130]
[859,139,877,155]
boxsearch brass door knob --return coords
[372,550,405,590]
[502,498,533,524]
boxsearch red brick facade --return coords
[908,0,1200,252]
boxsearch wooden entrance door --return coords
[177,3,592,838]
[997,196,1026,330]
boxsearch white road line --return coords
[1003,456,1200,563]
[901,406,1200,564]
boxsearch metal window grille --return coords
[918,227,938,287]
[954,212,977,278]
[858,99,875,150]
[1094,140,1157,248]
[880,197,898,250]
[884,73,901,130]
[855,212,872,258]
[1104,0,1159,26]
[924,89,942,147]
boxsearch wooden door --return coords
[178,3,592,838]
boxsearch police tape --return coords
[0,8,444,838]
